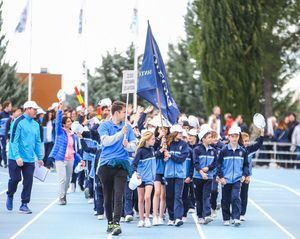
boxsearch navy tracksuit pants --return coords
[94,175,104,214]
[221,181,241,220]
[166,178,184,221]
[210,176,219,210]
[193,178,212,218]
[240,181,250,216]
[7,159,35,203]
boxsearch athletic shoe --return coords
[223,220,230,226]
[112,223,122,235]
[204,216,213,224]
[6,196,13,211]
[137,220,145,227]
[158,217,164,225]
[67,183,75,193]
[19,203,32,214]
[125,215,134,222]
[145,218,152,228]
[188,208,195,213]
[182,217,187,222]
[211,209,217,218]
[234,219,241,226]
[120,217,125,222]
[198,218,205,224]
[174,219,183,227]
[107,221,114,233]
[97,214,104,220]
[240,215,246,221]
[87,198,94,204]
[152,216,159,226]
[167,220,174,226]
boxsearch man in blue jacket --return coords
[6,101,44,214]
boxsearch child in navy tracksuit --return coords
[240,129,264,220]
[182,145,193,220]
[132,131,156,228]
[217,126,249,226]
[193,126,217,224]
[162,125,189,227]
[210,130,225,218]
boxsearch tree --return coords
[88,44,135,106]
[186,0,263,122]
[167,40,204,116]
[260,0,300,118]
[0,1,27,106]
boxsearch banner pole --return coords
[156,88,164,129]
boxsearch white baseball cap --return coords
[23,101,39,109]
[170,124,184,133]
[129,172,142,190]
[198,125,212,141]
[50,102,59,110]
[188,115,200,128]
[228,126,241,135]
[98,98,112,107]
[188,128,198,136]
[37,108,46,115]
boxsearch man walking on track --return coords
[6,101,44,214]
[97,101,137,236]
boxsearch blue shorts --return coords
[155,174,166,185]
[138,181,154,188]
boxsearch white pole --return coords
[124,93,129,140]
[83,0,88,109]
[132,0,139,112]
[28,0,33,100]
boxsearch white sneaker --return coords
[223,220,230,226]
[93,211,98,216]
[97,214,104,220]
[137,220,145,227]
[240,215,246,221]
[182,217,187,222]
[211,209,217,218]
[158,217,164,225]
[204,216,213,224]
[144,218,152,227]
[67,183,75,194]
[174,219,183,227]
[87,198,94,204]
[125,215,134,222]
[152,217,159,226]
[234,219,241,226]
[188,208,195,213]
[120,217,125,222]
[167,220,174,226]
[198,218,205,224]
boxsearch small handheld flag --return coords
[74,86,85,109]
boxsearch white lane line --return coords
[249,198,296,239]
[253,179,300,197]
[0,189,6,195]
[9,198,59,239]
[192,213,206,239]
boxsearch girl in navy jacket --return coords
[240,129,264,221]
[161,125,189,227]
[217,126,249,226]
[132,131,156,228]
[193,126,217,224]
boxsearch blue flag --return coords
[15,0,29,33]
[137,23,180,124]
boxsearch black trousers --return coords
[97,165,127,223]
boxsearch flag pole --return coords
[156,88,164,129]
[132,0,139,113]
[28,0,32,100]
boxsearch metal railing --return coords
[252,141,299,167]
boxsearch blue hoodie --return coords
[245,136,263,175]
[132,146,156,183]
[163,139,189,179]
[217,144,249,184]
[193,144,217,180]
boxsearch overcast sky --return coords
[1,0,299,96]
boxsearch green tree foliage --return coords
[0,1,27,106]
[260,0,300,117]
[88,44,135,106]
[167,40,204,116]
[186,0,263,121]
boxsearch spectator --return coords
[291,124,300,169]
[273,120,290,167]
[208,106,224,138]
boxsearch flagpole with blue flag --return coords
[137,22,180,125]
[15,0,32,100]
